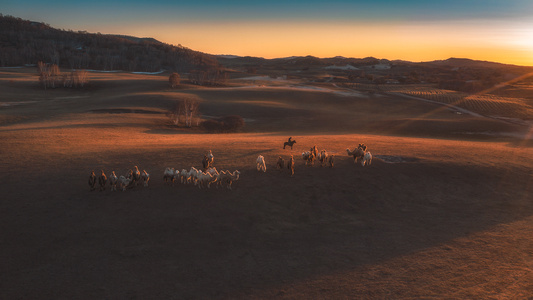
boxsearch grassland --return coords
[1,67,532,298]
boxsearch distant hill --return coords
[2,13,530,84]
[425,57,529,70]
[109,34,163,45]
[216,53,532,94]
[217,54,527,72]
[216,55,242,59]
[216,55,386,73]
[0,14,220,72]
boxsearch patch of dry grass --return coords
[1,68,532,299]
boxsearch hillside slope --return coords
[0,15,219,72]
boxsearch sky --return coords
[3,0,533,66]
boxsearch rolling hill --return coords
[0,14,220,72]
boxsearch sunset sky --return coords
[3,0,533,66]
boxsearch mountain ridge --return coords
[1,14,531,73]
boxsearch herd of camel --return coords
[276,141,371,177]
[87,141,371,191]
[88,165,149,192]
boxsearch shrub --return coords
[201,115,245,133]
[169,72,180,88]
[201,119,223,132]
[220,115,245,132]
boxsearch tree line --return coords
[0,14,220,73]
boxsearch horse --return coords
[283,140,296,149]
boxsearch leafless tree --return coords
[38,61,88,89]
[72,70,88,87]
[37,61,60,89]
[168,97,200,127]
[49,64,60,88]
[37,61,49,89]
[183,98,200,127]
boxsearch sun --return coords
[498,24,533,65]
[519,28,533,48]
[510,26,533,49]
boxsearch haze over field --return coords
[1,64,532,298]
[1,1,533,299]
[3,0,533,66]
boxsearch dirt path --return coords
[385,91,484,117]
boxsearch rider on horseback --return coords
[284,137,296,149]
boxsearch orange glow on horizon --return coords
[103,20,533,66]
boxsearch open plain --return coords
[1,67,532,298]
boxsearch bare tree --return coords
[37,61,60,89]
[62,74,70,87]
[49,64,60,88]
[168,101,182,125]
[37,61,50,89]
[37,61,88,89]
[72,70,88,87]
[183,98,200,127]
[168,97,200,127]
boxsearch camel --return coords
[98,170,107,191]
[346,147,365,164]
[302,151,316,166]
[88,171,96,191]
[276,156,285,169]
[310,145,318,158]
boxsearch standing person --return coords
[288,155,295,177]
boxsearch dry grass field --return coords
[1,67,532,298]
[354,82,533,122]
